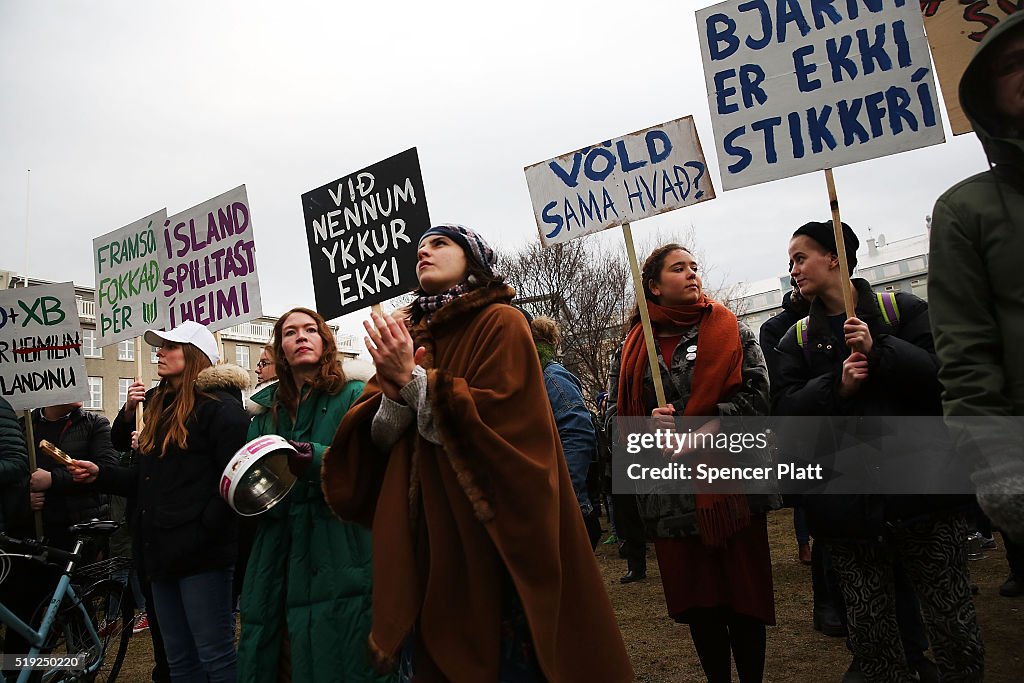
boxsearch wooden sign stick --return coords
[23,409,43,539]
[134,337,145,432]
[214,331,225,365]
[622,222,668,408]
[824,169,856,320]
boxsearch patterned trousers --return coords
[828,514,984,683]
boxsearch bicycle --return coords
[0,520,134,683]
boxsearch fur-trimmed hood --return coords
[246,358,376,415]
[195,363,251,393]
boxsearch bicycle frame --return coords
[0,539,105,682]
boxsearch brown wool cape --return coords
[323,285,633,682]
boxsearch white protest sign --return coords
[697,0,945,190]
[0,283,87,411]
[525,116,715,247]
[160,185,262,333]
[93,209,168,346]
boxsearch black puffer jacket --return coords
[99,364,250,581]
[773,278,968,539]
[0,396,29,533]
[26,407,120,541]
[759,289,809,384]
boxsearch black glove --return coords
[286,440,314,477]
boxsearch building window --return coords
[884,285,899,292]
[911,278,928,301]
[906,257,927,273]
[118,379,132,409]
[86,377,103,410]
[882,263,902,278]
[151,346,159,363]
[82,329,102,358]
[236,345,250,369]
[118,340,134,361]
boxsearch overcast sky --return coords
[0,0,991,340]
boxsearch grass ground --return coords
[113,508,1022,682]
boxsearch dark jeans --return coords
[150,568,237,683]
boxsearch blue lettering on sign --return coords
[548,151,586,188]
[646,130,673,164]
[547,133,676,189]
[738,0,772,49]
[724,127,753,174]
[776,0,812,42]
[617,140,647,172]
[793,45,821,92]
[740,64,769,108]
[715,69,740,114]
[722,69,940,180]
[706,13,740,61]
[584,144,616,182]
[810,0,843,29]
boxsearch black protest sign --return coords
[302,148,431,320]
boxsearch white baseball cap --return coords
[144,321,220,366]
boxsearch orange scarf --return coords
[616,296,750,547]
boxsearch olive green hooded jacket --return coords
[929,10,1024,539]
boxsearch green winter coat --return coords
[237,363,391,683]
[930,10,1024,538]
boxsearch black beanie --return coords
[792,220,860,271]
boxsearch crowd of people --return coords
[0,12,1022,683]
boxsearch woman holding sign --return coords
[772,221,983,681]
[323,224,632,682]
[72,320,250,683]
[606,243,778,683]
[237,307,385,683]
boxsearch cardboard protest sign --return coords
[0,282,87,411]
[923,0,1021,135]
[160,185,262,333]
[301,148,431,320]
[93,209,168,346]
[525,116,716,247]
[697,0,945,190]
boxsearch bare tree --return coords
[500,238,631,406]
[500,225,741,405]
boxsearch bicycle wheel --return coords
[35,579,131,683]
[78,579,132,683]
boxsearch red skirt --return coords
[653,513,775,625]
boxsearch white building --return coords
[731,231,930,332]
[0,270,360,420]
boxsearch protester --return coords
[237,341,277,613]
[2,402,119,663]
[72,320,249,683]
[0,396,29,534]
[761,285,852,641]
[530,315,602,548]
[608,243,778,683]
[930,11,1024,571]
[323,223,633,681]
[237,307,386,683]
[254,343,277,386]
[774,221,983,681]
[0,395,30,680]
[24,403,119,548]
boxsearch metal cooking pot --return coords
[220,434,298,516]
